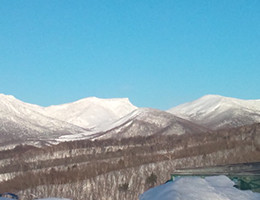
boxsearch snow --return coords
[168,95,260,129]
[57,107,198,141]
[0,94,136,132]
[0,93,86,137]
[169,95,260,118]
[57,108,144,141]
[139,175,260,200]
[43,97,137,129]
[0,93,137,144]
[1,93,260,143]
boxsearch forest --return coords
[0,123,259,200]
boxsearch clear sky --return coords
[0,0,259,110]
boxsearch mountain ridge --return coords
[0,94,88,145]
[168,94,260,129]
[0,93,138,145]
[58,108,210,141]
[1,93,260,146]
[42,96,137,129]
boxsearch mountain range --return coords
[0,93,259,147]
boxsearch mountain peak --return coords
[43,96,137,129]
[47,96,133,108]
[168,95,260,130]
[200,94,224,99]
[195,94,238,105]
[0,93,16,100]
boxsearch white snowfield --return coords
[139,175,260,200]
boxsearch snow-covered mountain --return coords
[0,94,137,145]
[58,108,209,141]
[99,108,209,139]
[43,97,137,129]
[168,95,260,130]
[1,93,260,146]
[0,94,87,144]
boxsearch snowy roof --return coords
[139,175,260,200]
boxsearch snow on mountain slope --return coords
[168,95,260,130]
[0,94,87,143]
[99,108,209,139]
[3,93,259,144]
[0,94,137,145]
[43,97,137,129]
[58,108,209,141]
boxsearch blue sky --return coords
[0,0,259,110]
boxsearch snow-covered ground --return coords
[139,175,260,200]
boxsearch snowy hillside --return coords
[0,94,86,143]
[58,108,209,141]
[99,108,209,139]
[43,97,137,129]
[0,94,138,145]
[168,95,260,129]
[1,93,260,145]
